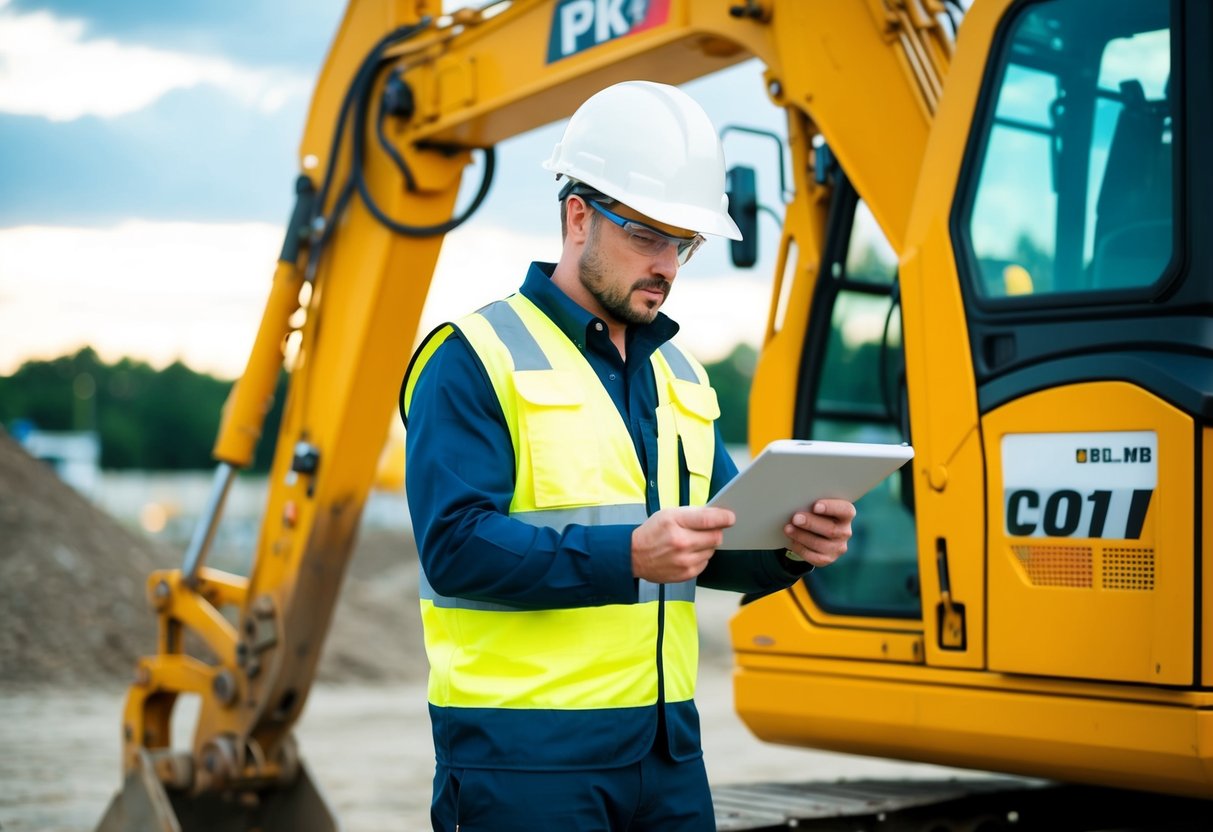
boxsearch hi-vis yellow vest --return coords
[402,293,719,730]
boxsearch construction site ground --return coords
[0,430,979,831]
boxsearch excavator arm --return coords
[98,1,955,828]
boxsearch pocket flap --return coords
[513,370,585,407]
[668,379,720,421]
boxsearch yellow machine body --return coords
[733,381,1211,796]
[735,0,1211,800]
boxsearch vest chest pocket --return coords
[512,371,602,509]
[668,379,719,505]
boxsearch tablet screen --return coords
[707,439,914,550]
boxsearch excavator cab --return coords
[733,0,1213,798]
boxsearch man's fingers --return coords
[676,506,736,531]
[785,523,845,548]
[790,500,855,537]
[811,498,857,521]
[789,512,839,538]
[776,499,856,568]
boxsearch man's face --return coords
[576,201,695,327]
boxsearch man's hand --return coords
[784,499,855,567]
[632,506,736,584]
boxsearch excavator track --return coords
[713,778,1213,831]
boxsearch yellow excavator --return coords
[97,0,1213,829]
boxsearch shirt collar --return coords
[520,262,680,360]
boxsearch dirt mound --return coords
[318,528,427,684]
[0,428,174,685]
[0,427,424,688]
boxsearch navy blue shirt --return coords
[404,262,806,611]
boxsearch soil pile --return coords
[0,427,174,685]
[0,428,425,687]
[318,528,427,684]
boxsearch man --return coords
[400,81,855,831]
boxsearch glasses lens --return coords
[592,201,703,265]
[672,235,704,265]
[677,237,703,265]
[625,226,666,256]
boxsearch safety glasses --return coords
[588,200,705,266]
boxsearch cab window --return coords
[962,0,1174,299]
[804,199,920,618]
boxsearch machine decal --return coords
[1001,431,1157,539]
[546,0,670,64]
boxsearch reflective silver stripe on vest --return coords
[421,571,694,609]
[420,502,694,608]
[479,300,550,371]
[512,505,694,603]
[419,570,528,611]
[639,578,695,603]
[510,503,647,529]
[658,342,698,382]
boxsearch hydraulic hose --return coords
[313,20,429,225]
[310,16,496,273]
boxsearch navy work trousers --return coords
[430,747,716,831]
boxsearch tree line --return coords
[0,345,756,471]
[0,348,286,471]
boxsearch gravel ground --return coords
[0,431,980,831]
[0,666,981,832]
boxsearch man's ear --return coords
[565,195,592,244]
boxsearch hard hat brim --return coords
[544,166,743,241]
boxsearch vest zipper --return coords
[655,582,666,705]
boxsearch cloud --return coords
[0,220,768,380]
[661,272,767,362]
[420,225,561,335]
[0,221,282,376]
[422,225,768,363]
[6,0,340,73]
[0,0,310,121]
[425,224,768,364]
[0,85,307,227]
[0,221,558,378]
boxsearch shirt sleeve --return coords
[405,335,638,610]
[696,426,813,593]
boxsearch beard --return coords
[578,237,670,327]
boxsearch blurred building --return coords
[12,420,101,498]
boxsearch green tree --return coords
[702,343,757,445]
[0,348,285,471]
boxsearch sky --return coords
[0,0,791,379]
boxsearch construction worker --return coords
[400,81,855,831]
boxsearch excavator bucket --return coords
[95,750,338,832]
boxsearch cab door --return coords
[897,0,1210,686]
[791,177,928,634]
[941,0,1206,685]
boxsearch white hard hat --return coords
[542,81,743,240]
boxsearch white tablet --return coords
[707,439,914,550]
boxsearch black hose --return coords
[308,15,497,280]
[311,14,497,270]
[351,56,495,237]
[878,279,901,423]
[376,90,417,193]
[314,20,430,227]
